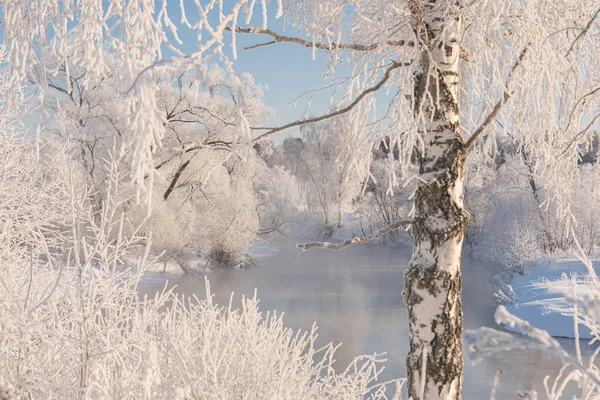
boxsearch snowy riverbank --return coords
[498,258,600,339]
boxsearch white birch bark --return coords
[404,1,468,399]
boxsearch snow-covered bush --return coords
[0,139,403,399]
[147,284,403,399]
[0,135,75,260]
[481,218,542,275]
[202,163,260,266]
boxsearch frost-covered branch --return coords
[297,219,413,251]
[465,306,600,390]
[252,61,407,143]
[227,26,415,51]
[566,6,600,57]
[193,105,274,131]
[464,45,530,148]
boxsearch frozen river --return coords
[144,242,588,398]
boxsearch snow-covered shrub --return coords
[0,135,81,306]
[0,140,403,399]
[148,283,403,399]
[203,166,260,266]
[489,220,542,274]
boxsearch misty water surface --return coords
[144,243,589,399]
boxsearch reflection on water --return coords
[145,243,593,399]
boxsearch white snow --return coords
[503,258,600,339]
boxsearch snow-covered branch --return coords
[465,305,600,391]
[464,45,530,148]
[566,6,600,56]
[252,61,407,143]
[297,219,413,251]
[227,26,416,51]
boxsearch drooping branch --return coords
[251,61,406,143]
[566,6,600,57]
[564,85,600,133]
[558,111,600,159]
[464,45,530,149]
[226,26,415,51]
[297,219,413,251]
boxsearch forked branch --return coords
[464,45,530,149]
[297,220,413,251]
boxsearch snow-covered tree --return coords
[255,165,301,239]
[354,141,416,242]
[6,1,600,398]
[39,61,276,268]
[285,119,366,235]
[0,140,404,398]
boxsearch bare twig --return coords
[297,219,413,250]
[464,45,529,148]
[244,40,277,50]
[226,26,415,51]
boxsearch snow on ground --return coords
[503,258,600,339]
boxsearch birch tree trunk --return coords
[404,1,468,399]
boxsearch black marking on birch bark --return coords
[404,123,468,399]
[405,2,466,395]
[405,265,463,396]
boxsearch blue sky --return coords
[164,1,338,143]
[1,1,353,142]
